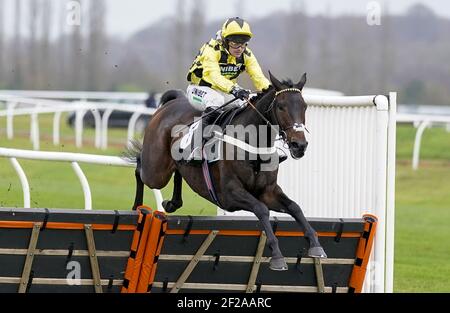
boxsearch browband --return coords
[275,88,302,96]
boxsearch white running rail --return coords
[397,113,450,170]
[0,90,149,102]
[0,88,340,101]
[0,95,156,150]
[0,147,164,212]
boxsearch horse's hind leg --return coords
[162,170,183,213]
[132,165,144,211]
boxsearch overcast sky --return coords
[3,0,450,39]
[104,0,450,38]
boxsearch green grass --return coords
[394,124,450,292]
[1,116,450,292]
[395,162,450,292]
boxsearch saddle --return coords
[208,106,246,132]
[178,106,246,165]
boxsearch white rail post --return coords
[53,111,62,145]
[127,111,143,144]
[75,108,86,148]
[6,101,16,139]
[412,120,430,170]
[30,105,40,150]
[9,158,31,208]
[71,161,92,210]
[101,108,114,150]
[91,109,102,148]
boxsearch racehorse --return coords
[126,72,327,270]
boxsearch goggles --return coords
[228,41,248,49]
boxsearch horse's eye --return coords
[278,104,286,111]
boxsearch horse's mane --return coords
[280,79,294,88]
[249,91,268,103]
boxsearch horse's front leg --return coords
[260,185,327,258]
[222,187,288,271]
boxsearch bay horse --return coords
[127,72,327,270]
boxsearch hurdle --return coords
[0,207,376,293]
[0,206,162,293]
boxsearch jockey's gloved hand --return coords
[262,85,272,93]
[231,85,251,100]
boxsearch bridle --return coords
[246,87,308,146]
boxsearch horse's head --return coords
[268,72,308,159]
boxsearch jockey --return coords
[185,17,271,162]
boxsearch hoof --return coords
[308,246,327,258]
[162,200,179,213]
[269,257,288,271]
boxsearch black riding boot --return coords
[202,107,222,140]
[186,107,221,164]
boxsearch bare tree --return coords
[0,0,4,87]
[283,0,309,78]
[54,0,69,90]
[27,0,40,89]
[379,4,393,93]
[13,0,23,89]
[87,0,107,91]
[68,0,84,90]
[38,0,53,89]
[318,5,333,89]
[234,0,246,18]
[173,0,186,88]
[189,0,206,56]
[339,19,355,95]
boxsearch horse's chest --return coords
[253,173,273,189]
[239,166,276,193]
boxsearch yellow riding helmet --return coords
[221,17,253,42]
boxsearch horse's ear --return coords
[296,73,307,90]
[268,71,283,91]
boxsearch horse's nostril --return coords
[291,141,308,151]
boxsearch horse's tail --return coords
[159,89,185,106]
[122,139,143,166]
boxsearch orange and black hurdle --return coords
[0,207,376,293]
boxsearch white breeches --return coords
[186,84,245,111]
